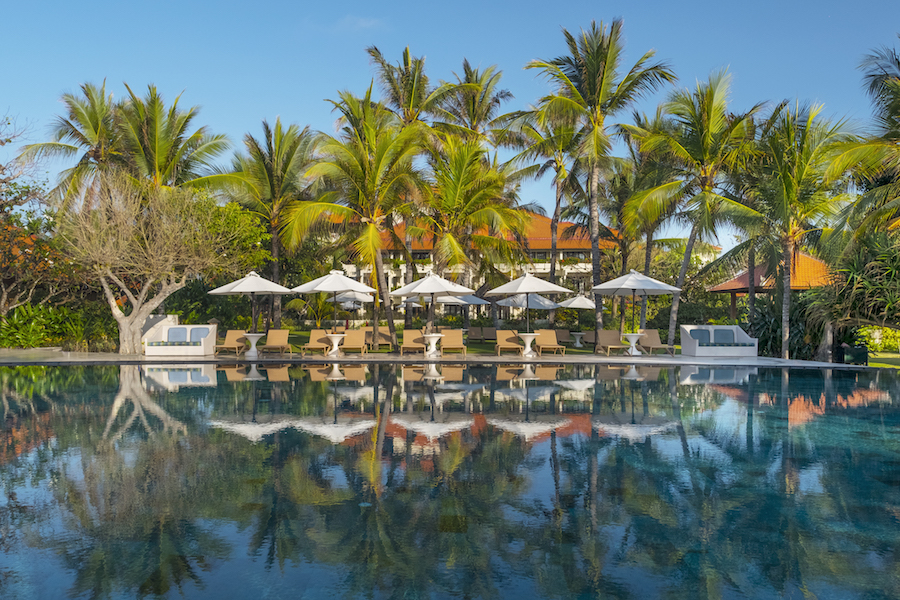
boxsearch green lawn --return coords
[869,352,900,369]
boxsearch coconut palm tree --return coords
[631,70,761,346]
[283,86,423,351]
[754,102,852,358]
[118,84,231,189]
[526,19,676,348]
[18,81,123,203]
[228,119,320,327]
[437,60,513,146]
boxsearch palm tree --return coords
[118,84,231,188]
[830,36,900,233]
[229,118,320,327]
[509,111,583,290]
[283,86,422,351]
[527,19,676,349]
[438,59,513,145]
[18,81,123,203]
[632,70,761,346]
[413,135,529,274]
[754,102,851,358]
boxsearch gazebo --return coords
[708,253,830,319]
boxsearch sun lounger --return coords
[401,330,426,355]
[637,329,673,356]
[305,365,332,382]
[265,365,290,382]
[482,327,497,342]
[302,329,331,356]
[259,329,293,356]
[495,365,522,381]
[467,326,483,342]
[441,366,463,381]
[215,330,248,356]
[218,364,247,382]
[441,329,467,357]
[496,330,523,356]
[534,365,560,380]
[555,330,573,345]
[595,330,630,356]
[341,330,368,354]
[342,365,367,382]
[363,326,391,347]
[402,366,424,382]
[535,329,566,356]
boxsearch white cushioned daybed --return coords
[144,324,218,356]
[680,325,758,357]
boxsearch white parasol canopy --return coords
[593,419,678,442]
[557,295,597,310]
[209,418,301,443]
[294,270,376,331]
[592,270,680,330]
[488,417,571,442]
[390,413,473,441]
[486,273,570,332]
[208,271,295,333]
[496,293,559,309]
[390,273,474,332]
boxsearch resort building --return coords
[342,212,616,293]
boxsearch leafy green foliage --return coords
[0,303,80,348]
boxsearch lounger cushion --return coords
[713,329,734,344]
[189,327,210,343]
[167,327,187,343]
[689,329,710,345]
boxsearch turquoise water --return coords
[1,363,898,599]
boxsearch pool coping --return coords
[0,347,874,370]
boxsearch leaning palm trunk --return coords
[271,236,282,329]
[590,163,605,352]
[548,184,562,326]
[781,241,792,359]
[639,230,653,328]
[404,229,414,328]
[747,245,755,321]
[667,222,699,347]
[374,250,399,351]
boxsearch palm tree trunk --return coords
[781,240,792,359]
[747,244,756,321]
[590,163,604,353]
[404,229,414,329]
[639,229,653,328]
[666,222,699,347]
[548,182,562,326]
[374,249,399,351]
[271,236,282,329]
[618,243,628,334]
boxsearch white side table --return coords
[325,333,346,356]
[571,332,586,348]
[243,333,266,360]
[518,332,539,358]
[423,333,444,358]
[622,333,644,356]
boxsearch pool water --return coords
[1,363,898,599]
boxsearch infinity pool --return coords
[1,363,898,599]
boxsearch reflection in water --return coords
[0,363,898,599]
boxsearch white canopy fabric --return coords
[592,270,680,296]
[208,271,294,295]
[390,273,473,297]
[390,414,473,440]
[496,293,559,309]
[495,385,558,403]
[208,271,294,332]
[414,294,490,306]
[209,418,302,443]
[592,270,680,330]
[593,419,677,442]
[557,295,597,310]
[486,273,570,332]
[554,379,596,392]
[487,417,571,442]
[293,270,376,294]
[295,419,376,444]
[330,291,375,303]
[485,272,571,296]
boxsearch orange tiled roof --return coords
[379,212,616,252]
[708,253,830,293]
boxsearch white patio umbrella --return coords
[496,293,559,309]
[208,271,294,333]
[488,416,571,442]
[592,270,680,331]
[296,418,376,444]
[390,413,473,441]
[557,295,597,310]
[293,270,376,332]
[208,418,302,443]
[418,294,490,306]
[593,418,677,443]
[390,273,474,333]
[485,273,570,332]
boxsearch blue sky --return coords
[3,0,896,246]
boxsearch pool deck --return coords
[0,347,872,371]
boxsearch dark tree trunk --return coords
[667,222,699,347]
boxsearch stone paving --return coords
[0,347,870,371]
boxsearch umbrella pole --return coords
[632,291,636,332]
[527,293,531,333]
[251,292,257,333]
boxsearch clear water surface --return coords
[1,362,898,599]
